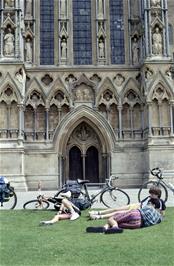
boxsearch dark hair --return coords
[149,198,161,209]
[149,186,161,198]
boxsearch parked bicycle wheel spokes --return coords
[23,198,49,210]
[101,188,130,208]
[138,181,168,202]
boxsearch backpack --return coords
[63,180,81,198]
[71,198,91,210]
[0,176,10,204]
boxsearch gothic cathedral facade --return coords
[0,0,174,190]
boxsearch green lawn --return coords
[0,208,174,266]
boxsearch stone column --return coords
[118,105,122,139]
[45,108,49,140]
[130,107,133,137]
[170,102,174,135]
[147,102,152,136]
[18,104,24,139]
[82,154,86,180]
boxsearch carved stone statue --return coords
[98,38,105,58]
[114,74,125,86]
[4,28,14,56]
[61,38,67,59]
[15,68,26,98]
[4,0,14,7]
[76,89,83,101]
[151,0,161,8]
[145,68,153,80]
[98,0,104,18]
[60,0,66,17]
[83,88,91,101]
[25,0,32,16]
[152,26,162,55]
[132,37,139,65]
[25,38,32,62]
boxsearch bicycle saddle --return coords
[77,179,90,185]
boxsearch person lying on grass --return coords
[86,190,166,234]
[40,192,81,225]
[89,186,166,220]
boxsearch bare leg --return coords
[40,198,79,225]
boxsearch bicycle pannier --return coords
[0,176,10,203]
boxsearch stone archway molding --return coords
[53,105,117,155]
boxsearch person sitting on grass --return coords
[40,192,81,225]
[86,188,166,234]
[89,186,166,220]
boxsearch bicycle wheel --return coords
[101,188,130,208]
[0,187,17,210]
[54,188,66,198]
[138,181,168,203]
[23,199,50,210]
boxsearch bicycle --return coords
[0,184,17,209]
[55,175,130,209]
[23,175,130,210]
[138,167,174,203]
[23,193,62,210]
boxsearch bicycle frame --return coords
[82,176,118,204]
[156,178,174,193]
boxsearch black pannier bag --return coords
[63,180,81,198]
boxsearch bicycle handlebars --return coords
[151,167,163,179]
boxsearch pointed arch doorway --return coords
[64,122,108,183]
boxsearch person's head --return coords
[148,198,161,209]
[149,186,161,199]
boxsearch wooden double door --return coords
[69,146,99,183]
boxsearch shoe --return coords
[105,227,123,234]
[89,214,101,220]
[70,212,80,221]
[86,227,106,233]
[59,191,72,199]
[39,221,54,226]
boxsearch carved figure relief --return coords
[60,0,67,17]
[132,36,139,65]
[98,0,104,18]
[152,26,162,55]
[75,89,83,101]
[113,74,125,86]
[4,0,14,8]
[145,67,153,80]
[25,38,32,62]
[61,38,67,59]
[25,0,32,16]
[4,28,14,56]
[151,0,161,8]
[98,38,105,58]
[15,68,26,98]
[65,74,77,87]
[74,85,92,102]
[165,69,172,80]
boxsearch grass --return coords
[0,208,174,266]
